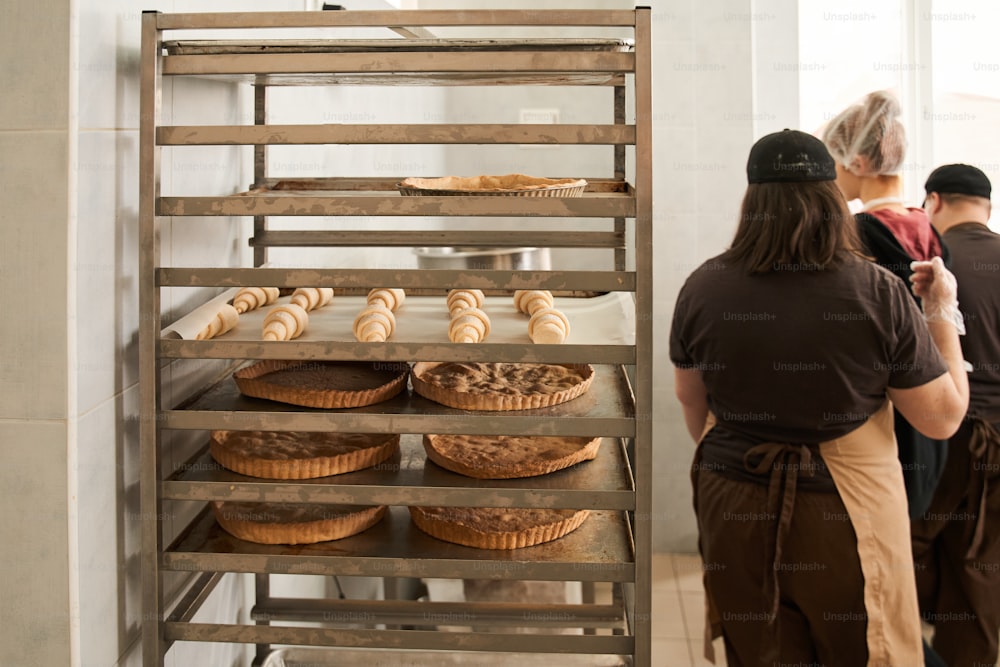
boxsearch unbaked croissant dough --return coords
[262,303,309,341]
[447,289,485,316]
[353,304,396,342]
[513,289,553,316]
[195,303,239,340]
[528,307,570,344]
[449,307,491,343]
[233,287,279,314]
[367,288,405,312]
[290,287,333,311]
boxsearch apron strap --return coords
[742,442,817,657]
[965,417,1000,560]
[692,414,723,664]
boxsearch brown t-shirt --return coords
[670,253,948,445]
[943,222,1000,422]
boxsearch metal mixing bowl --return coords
[413,247,551,271]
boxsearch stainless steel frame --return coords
[139,8,653,666]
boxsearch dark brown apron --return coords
[696,402,923,666]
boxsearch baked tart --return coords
[210,430,400,479]
[408,506,590,550]
[212,501,386,545]
[398,174,587,197]
[233,360,409,409]
[423,434,601,479]
[411,362,593,411]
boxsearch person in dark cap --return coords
[671,129,969,665]
[911,164,1000,666]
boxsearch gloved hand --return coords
[909,257,965,335]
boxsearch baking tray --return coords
[164,38,634,56]
[163,505,635,582]
[162,434,634,510]
[262,647,627,666]
[163,292,635,347]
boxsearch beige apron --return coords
[699,401,923,666]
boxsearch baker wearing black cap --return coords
[912,164,1000,667]
[746,127,839,183]
[671,130,968,665]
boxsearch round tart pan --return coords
[423,434,601,479]
[233,360,409,409]
[411,362,594,411]
[212,502,386,545]
[408,506,590,550]
[398,174,586,197]
[210,430,400,479]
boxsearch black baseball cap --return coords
[747,129,837,184]
[924,164,992,199]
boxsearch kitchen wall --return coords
[0,0,757,665]
[0,1,439,666]
[0,2,73,666]
[75,4,305,667]
[648,0,757,551]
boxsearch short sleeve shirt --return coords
[670,253,948,444]
[943,223,1000,422]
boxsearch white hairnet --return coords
[822,90,906,176]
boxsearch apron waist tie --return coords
[742,442,817,659]
[965,417,1000,560]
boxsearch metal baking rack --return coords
[139,8,652,666]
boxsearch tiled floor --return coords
[651,552,719,667]
[280,550,999,666]
[651,554,1000,667]
[423,553,718,665]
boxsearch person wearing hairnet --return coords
[671,129,968,665]
[823,91,953,525]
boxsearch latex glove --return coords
[909,257,965,335]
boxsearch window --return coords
[792,0,998,226]
[927,1,1000,228]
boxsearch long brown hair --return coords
[722,180,862,274]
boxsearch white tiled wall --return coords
[0,0,73,665]
[0,421,73,667]
[67,2,443,665]
[651,0,758,551]
[0,131,71,421]
[1,0,761,665]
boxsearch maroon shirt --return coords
[670,253,948,445]
[868,206,942,260]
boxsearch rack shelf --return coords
[163,506,635,582]
[163,436,634,509]
[162,364,634,437]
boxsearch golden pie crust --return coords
[233,360,409,409]
[408,506,590,550]
[423,434,601,479]
[212,501,386,545]
[411,362,594,411]
[210,430,400,479]
[398,174,587,197]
